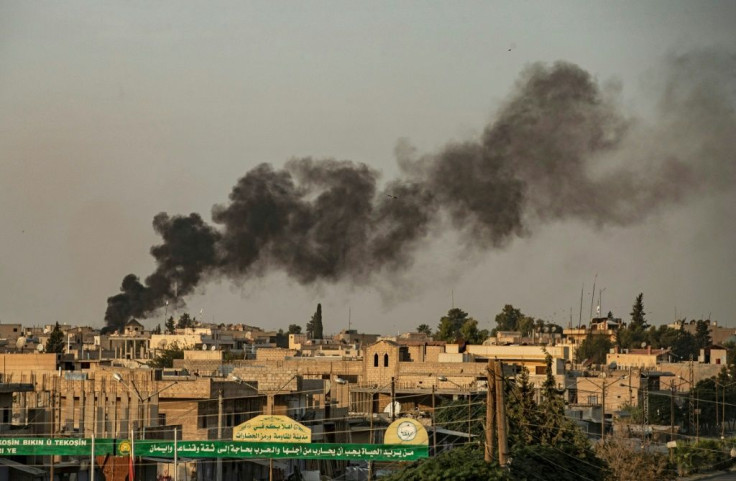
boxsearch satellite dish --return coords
[384,401,401,416]
[16,337,26,349]
[641,342,647,348]
[37,344,45,352]
[211,345,217,351]
[201,344,208,351]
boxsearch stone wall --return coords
[184,350,223,361]
[256,348,297,361]
[0,353,57,378]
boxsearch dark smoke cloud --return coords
[103,213,220,331]
[105,54,735,331]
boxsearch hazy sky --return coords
[1,1,735,334]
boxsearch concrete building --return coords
[699,345,728,365]
[607,347,673,369]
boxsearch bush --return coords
[381,445,509,481]
[673,439,734,476]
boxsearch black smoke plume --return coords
[105,54,735,331]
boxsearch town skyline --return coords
[1,2,734,332]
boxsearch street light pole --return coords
[217,389,223,481]
[594,374,627,441]
[113,373,179,481]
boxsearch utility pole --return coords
[716,382,720,435]
[494,361,508,466]
[90,434,95,481]
[50,384,55,481]
[390,377,396,422]
[689,357,695,436]
[467,386,472,440]
[696,395,700,442]
[269,393,274,481]
[368,391,374,480]
[723,384,727,440]
[431,385,437,455]
[485,360,495,463]
[173,427,178,481]
[217,389,223,481]
[601,381,606,440]
[670,380,675,441]
[642,371,649,435]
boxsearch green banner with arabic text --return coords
[128,440,427,461]
[0,438,428,461]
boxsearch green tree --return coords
[510,444,608,481]
[45,322,65,354]
[506,367,538,447]
[694,319,711,349]
[306,303,323,339]
[383,444,509,481]
[630,293,647,330]
[401,357,606,481]
[288,324,302,334]
[576,332,612,365]
[459,319,489,344]
[416,324,432,336]
[670,325,698,361]
[517,316,536,336]
[165,316,176,334]
[616,324,646,350]
[435,308,471,342]
[674,439,732,476]
[505,356,606,478]
[176,313,195,329]
[151,324,162,335]
[493,304,523,333]
[148,342,184,369]
[275,329,289,348]
[646,325,678,350]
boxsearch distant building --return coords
[699,345,728,365]
[607,346,673,369]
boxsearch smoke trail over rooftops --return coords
[104,53,735,331]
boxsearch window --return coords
[373,353,379,367]
[535,365,547,375]
[587,395,598,405]
[383,353,389,367]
